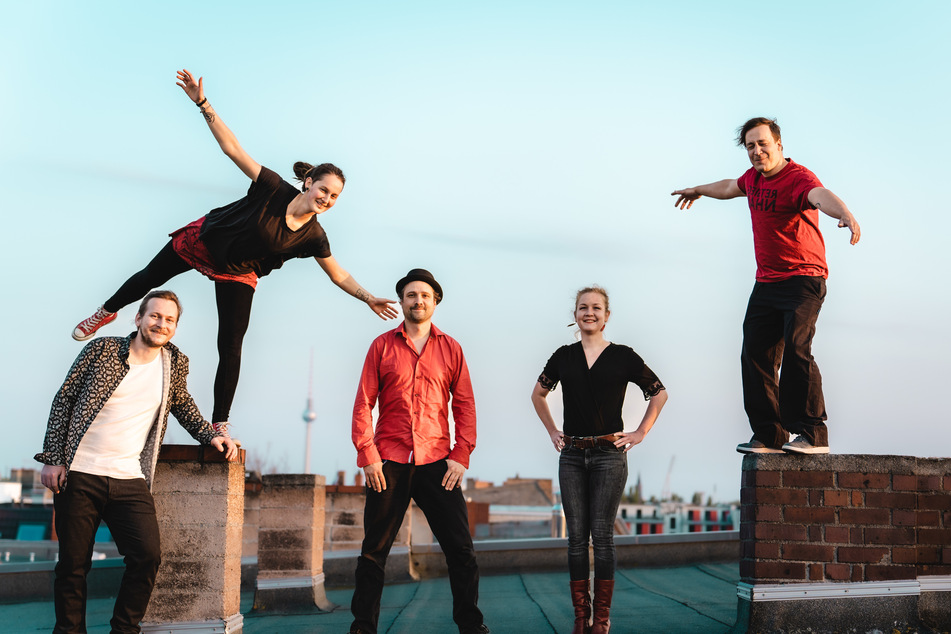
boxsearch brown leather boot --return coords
[591,579,614,634]
[570,579,591,634]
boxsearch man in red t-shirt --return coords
[672,117,860,455]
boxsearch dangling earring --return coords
[600,324,606,332]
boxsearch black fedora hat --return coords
[396,268,443,304]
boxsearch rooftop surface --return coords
[0,562,740,633]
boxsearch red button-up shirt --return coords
[352,323,477,469]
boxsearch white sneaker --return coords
[736,439,785,454]
[782,436,829,454]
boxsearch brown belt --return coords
[565,434,620,449]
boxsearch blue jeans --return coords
[559,444,628,580]
[741,275,828,448]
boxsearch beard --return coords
[138,327,169,348]
[403,306,433,324]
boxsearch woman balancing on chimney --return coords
[531,285,668,634]
[72,69,398,441]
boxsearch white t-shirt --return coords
[70,354,163,479]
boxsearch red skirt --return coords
[170,218,258,289]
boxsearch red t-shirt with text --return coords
[736,159,827,282]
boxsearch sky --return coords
[2,0,949,503]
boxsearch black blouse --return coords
[199,166,332,277]
[538,342,664,437]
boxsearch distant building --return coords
[461,476,738,540]
[0,469,56,542]
[618,502,739,535]
[0,482,22,504]
[7,468,50,504]
[464,477,553,507]
[464,477,556,539]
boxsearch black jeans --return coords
[104,240,254,423]
[351,460,484,634]
[741,275,828,448]
[53,472,161,634]
[559,444,628,580]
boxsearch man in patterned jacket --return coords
[34,289,238,634]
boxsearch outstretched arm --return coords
[315,255,399,320]
[808,187,861,245]
[671,179,743,209]
[531,382,565,452]
[176,69,262,182]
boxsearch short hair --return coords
[736,117,781,147]
[136,290,183,320]
[575,285,610,313]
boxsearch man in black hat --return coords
[349,269,488,634]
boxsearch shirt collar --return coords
[119,332,134,367]
[396,321,443,339]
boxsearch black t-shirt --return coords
[538,342,664,437]
[199,166,332,277]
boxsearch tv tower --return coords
[302,348,317,474]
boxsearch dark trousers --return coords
[741,275,828,448]
[53,472,161,634]
[559,444,628,580]
[350,460,484,634]
[103,240,254,422]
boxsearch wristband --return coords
[196,97,207,108]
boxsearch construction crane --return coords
[661,455,675,501]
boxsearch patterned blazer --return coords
[34,333,219,490]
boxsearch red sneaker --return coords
[72,306,117,341]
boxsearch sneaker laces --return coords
[78,306,113,330]
[212,421,241,447]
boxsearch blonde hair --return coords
[575,285,610,312]
[137,290,182,320]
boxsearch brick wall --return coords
[740,455,951,584]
